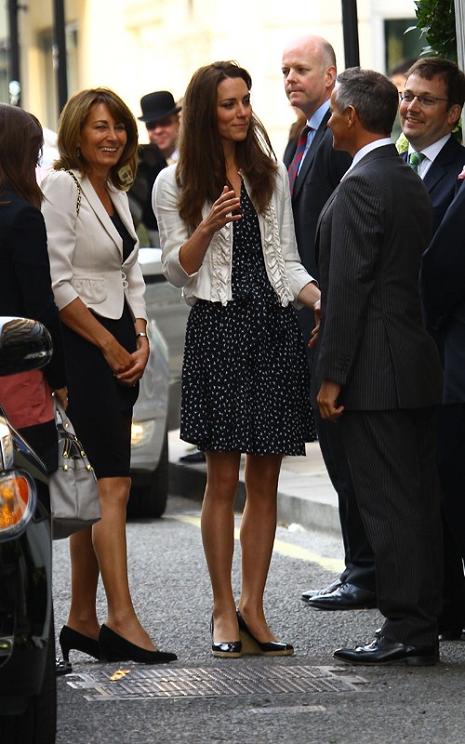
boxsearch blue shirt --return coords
[298,99,331,175]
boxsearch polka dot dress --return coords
[180,182,316,455]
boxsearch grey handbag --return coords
[49,402,100,539]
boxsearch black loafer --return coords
[301,579,342,603]
[305,582,377,610]
[438,626,464,641]
[334,635,439,666]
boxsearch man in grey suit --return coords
[316,68,443,665]
[282,35,376,611]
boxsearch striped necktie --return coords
[288,125,310,195]
[408,151,426,174]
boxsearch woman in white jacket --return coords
[153,61,320,657]
[42,88,176,666]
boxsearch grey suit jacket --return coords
[315,144,442,410]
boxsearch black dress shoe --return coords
[179,450,206,464]
[301,579,342,603]
[305,582,377,610]
[55,658,73,676]
[99,625,177,664]
[334,635,439,666]
[236,610,294,656]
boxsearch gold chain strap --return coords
[64,169,82,216]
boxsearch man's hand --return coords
[317,380,344,421]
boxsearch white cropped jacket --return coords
[42,169,147,321]
[152,161,314,307]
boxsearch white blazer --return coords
[152,161,314,307]
[41,169,147,321]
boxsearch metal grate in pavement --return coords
[66,664,367,701]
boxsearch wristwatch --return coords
[136,332,149,340]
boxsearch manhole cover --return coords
[66,664,367,701]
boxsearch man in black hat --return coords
[129,91,181,246]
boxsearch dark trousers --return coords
[316,412,376,592]
[340,408,442,646]
[300,307,376,594]
[437,404,465,628]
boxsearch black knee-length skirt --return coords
[62,305,138,479]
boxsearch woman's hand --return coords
[100,334,133,375]
[178,186,241,276]
[308,298,321,349]
[53,386,69,410]
[115,338,150,387]
[201,187,242,235]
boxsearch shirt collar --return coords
[307,100,331,131]
[407,133,451,163]
[344,137,393,176]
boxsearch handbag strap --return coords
[64,169,82,216]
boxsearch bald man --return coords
[282,36,376,610]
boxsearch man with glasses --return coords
[400,58,465,232]
[401,57,465,644]
[129,91,181,246]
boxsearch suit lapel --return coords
[292,112,330,201]
[79,176,124,258]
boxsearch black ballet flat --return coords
[59,625,101,663]
[99,624,177,664]
[210,615,242,658]
[236,610,294,656]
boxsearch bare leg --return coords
[238,453,282,642]
[92,476,156,650]
[202,451,241,642]
[66,526,100,639]
[66,476,157,649]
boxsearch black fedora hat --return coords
[138,91,181,123]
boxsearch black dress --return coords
[62,212,138,479]
[181,183,316,455]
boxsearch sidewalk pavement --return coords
[168,430,340,534]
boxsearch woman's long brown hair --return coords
[177,61,277,233]
[0,104,43,208]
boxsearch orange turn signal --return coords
[0,472,35,537]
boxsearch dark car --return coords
[0,317,56,743]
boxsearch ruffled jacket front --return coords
[152,161,314,306]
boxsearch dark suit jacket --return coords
[421,182,465,402]
[128,144,167,231]
[403,135,465,233]
[0,190,66,390]
[315,144,442,411]
[284,109,352,280]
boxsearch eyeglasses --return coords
[399,92,449,108]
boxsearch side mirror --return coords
[0,317,53,376]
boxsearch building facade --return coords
[0,0,420,153]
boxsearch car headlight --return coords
[131,420,156,448]
[0,421,14,470]
[0,471,36,542]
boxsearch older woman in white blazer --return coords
[42,88,176,666]
[153,62,321,659]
